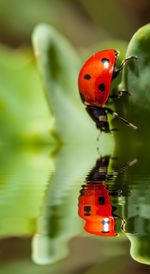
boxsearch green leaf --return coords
[115,24,150,142]
[32,24,115,147]
[96,25,150,145]
[32,24,96,144]
[123,23,150,101]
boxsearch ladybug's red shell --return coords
[78,49,118,107]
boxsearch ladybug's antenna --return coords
[104,107,138,131]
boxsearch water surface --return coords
[0,145,150,273]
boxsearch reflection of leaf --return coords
[0,46,54,145]
[32,145,98,264]
[0,147,53,237]
[122,145,150,265]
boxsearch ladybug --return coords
[78,49,138,133]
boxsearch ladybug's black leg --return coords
[104,107,138,130]
[86,106,110,133]
[109,90,132,99]
[113,56,137,80]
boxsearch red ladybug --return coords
[78,49,138,133]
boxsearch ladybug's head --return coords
[97,120,110,133]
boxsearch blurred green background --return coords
[0,0,150,48]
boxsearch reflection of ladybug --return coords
[79,183,117,236]
[78,49,137,132]
[79,155,118,237]
[78,155,137,237]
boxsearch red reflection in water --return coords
[78,182,117,237]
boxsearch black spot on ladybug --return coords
[98,83,105,92]
[84,206,91,216]
[84,206,91,212]
[98,196,105,205]
[84,74,91,80]
[101,58,109,68]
